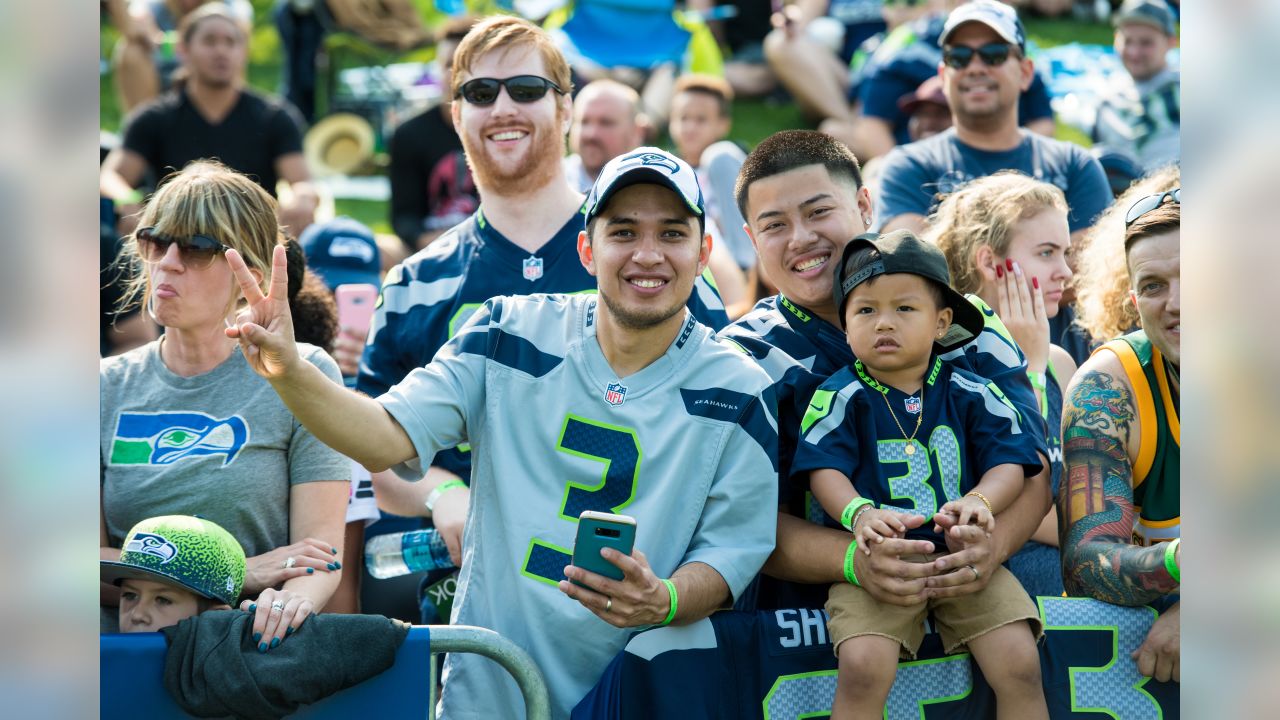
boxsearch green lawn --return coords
[100,6,1113,234]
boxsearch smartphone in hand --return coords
[334,283,379,337]
[572,511,636,586]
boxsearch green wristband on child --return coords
[840,498,874,532]
[660,579,678,626]
[1164,538,1180,584]
[843,541,860,587]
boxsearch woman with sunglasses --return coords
[1059,187,1180,684]
[100,161,349,653]
[926,171,1076,599]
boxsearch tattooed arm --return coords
[1059,355,1178,605]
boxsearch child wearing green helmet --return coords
[101,515,247,633]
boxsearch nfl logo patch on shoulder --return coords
[604,382,627,406]
[523,256,544,281]
[904,396,921,414]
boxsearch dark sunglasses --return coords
[943,42,1016,70]
[456,75,566,105]
[1125,188,1180,227]
[135,226,233,268]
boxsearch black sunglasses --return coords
[456,75,566,105]
[135,226,233,269]
[1125,188,1180,227]
[943,42,1017,70]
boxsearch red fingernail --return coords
[1005,258,1014,271]
[1032,276,1039,289]
[996,265,1004,278]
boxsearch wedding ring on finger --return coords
[283,556,296,569]
[271,600,286,612]
[605,598,612,613]
[967,564,980,581]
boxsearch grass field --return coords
[100,3,1113,234]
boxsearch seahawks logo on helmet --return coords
[125,532,179,564]
[620,151,680,175]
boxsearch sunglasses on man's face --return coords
[1125,188,1180,227]
[942,42,1017,70]
[135,226,233,269]
[456,75,566,105]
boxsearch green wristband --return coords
[1164,538,1180,584]
[425,479,468,513]
[1027,370,1049,419]
[840,498,874,532]
[660,579,678,626]
[843,541,860,587]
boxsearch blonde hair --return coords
[1074,164,1180,342]
[117,160,283,318]
[925,172,1069,295]
[449,15,573,101]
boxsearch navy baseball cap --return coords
[1114,0,1177,36]
[940,0,1026,53]
[299,217,381,290]
[832,230,984,352]
[584,147,705,230]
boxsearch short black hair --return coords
[734,130,864,221]
[672,74,734,118]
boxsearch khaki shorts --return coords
[826,553,1042,658]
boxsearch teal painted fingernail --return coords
[270,637,280,649]
[286,626,294,636]
[326,562,336,571]
[333,561,342,570]
[249,604,256,613]
[253,632,262,643]
[258,642,267,653]
[331,547,338,554]
[306,567,314,574]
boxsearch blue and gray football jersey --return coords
[357,208,729,481]
[792,359,1045,550]
[377,293,778,719]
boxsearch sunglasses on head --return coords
[135,226,233,269]
[943,42,1017,70]
[1125,188,1180,227]
[456,75,566,105]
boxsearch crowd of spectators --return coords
[100,1,1180,716]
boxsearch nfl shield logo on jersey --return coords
[522,256,544,281]
[604,382,627,406]
[904,396,921,414]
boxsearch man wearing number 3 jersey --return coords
[222,146,778,719]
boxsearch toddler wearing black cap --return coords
[790,230,1050,718]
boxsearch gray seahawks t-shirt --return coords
[101,340,350,559]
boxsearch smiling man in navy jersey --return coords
[357,16,729,562]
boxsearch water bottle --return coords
[365,529,455,579]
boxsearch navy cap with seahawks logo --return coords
[832,230,985,352]
[584,147,705,229]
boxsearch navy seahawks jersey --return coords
[571,600,1179,720]
[357,207,730,480]
[792,358,1044,550]
[721,294,1044,608]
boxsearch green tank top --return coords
[1095,330,1180,545]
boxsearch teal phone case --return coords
[572,515,636,585]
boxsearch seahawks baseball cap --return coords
[584,147,705,229]
[832,230,984,352]
[1114,0,1177,37]
[299,216,381,290]
[101,515,246,606]
[939,0,1026,53]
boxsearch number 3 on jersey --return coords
[521,415,641,585]
[879,425,962,517]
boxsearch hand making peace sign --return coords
[224,245,300,379]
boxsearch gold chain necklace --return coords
[881,383,925,454]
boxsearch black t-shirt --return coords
[716,0,773,52]
[121,87,305,196]
[387,106,477,249]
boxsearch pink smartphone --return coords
[334,284,379,336]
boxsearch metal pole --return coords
[427,625,552,720]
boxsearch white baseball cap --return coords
[584,147,705,229]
